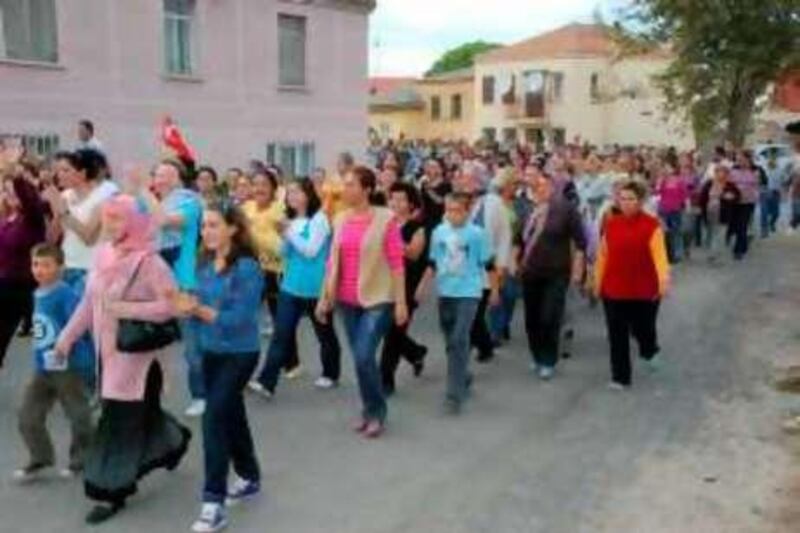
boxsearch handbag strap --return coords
[120,256,147,301]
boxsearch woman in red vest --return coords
[594,180,670,390]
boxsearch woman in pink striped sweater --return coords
[317,166,407,439]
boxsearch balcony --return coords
[503,92,547,121]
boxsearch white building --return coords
[473,23,694,149]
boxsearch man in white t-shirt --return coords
[75,120,104,153]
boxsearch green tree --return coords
[613,0,800,146]
[426,41,501,77]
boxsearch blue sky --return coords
[369,0,626,76]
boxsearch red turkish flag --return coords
[161,116,196,162]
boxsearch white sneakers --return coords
[247,381,274,399]
[314,377,337,390]
[284,366,304,380]
[191,503,228,533]
[184,399,207,418]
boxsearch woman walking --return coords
[380,182,428,396]
[730,151,759,260]
[249,178,341,398]
[316,166,407,439]
[55,195,190,524]
[594,181,670,390]
[46,149,118,293]
[700,165,741,266]
[177,203,263,532]
[0,144,46,369]
[242,171,299,373]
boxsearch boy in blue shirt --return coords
[416,192,499,415]
[14,244,94,482]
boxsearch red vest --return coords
[601,213,660,300]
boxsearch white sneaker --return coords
[191,503,228,533]
[314,377,337,390]
[184,400,206,418]
[12,464,52,483]
[608,382,628,392]
[284,365,304,380]
[538,367,555,381]
[247,381,273,400]
[58,466,81,480]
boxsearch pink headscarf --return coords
[93,194,156,282]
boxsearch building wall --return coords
[414,78,474,141]
[0,0,370,171]
[368,108,424,140]
[473,57,694,148]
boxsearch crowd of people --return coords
[1,119,798,532]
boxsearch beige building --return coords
[473,23,694,149]
[368,68,474,142]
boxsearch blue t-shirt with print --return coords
[429,221,492,299]
[160,188,202,290]
[32,281,93,375]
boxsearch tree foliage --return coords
[426,41,501,77]
[613,0,800,146]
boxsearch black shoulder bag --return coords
[116,257,182,353]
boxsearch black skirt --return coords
[84,363,191,504]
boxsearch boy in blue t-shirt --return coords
[416,192,499,414]
[14,244,94,482]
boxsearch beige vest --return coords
[330,207,395,307]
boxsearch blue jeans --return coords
[793,200,800,229]
[759,189,781,237]
[489,276,520,341]
[660,211,683,263]
[338,303,393,423]
[202,352,260,504]
[182,318,204,400]
[439,298,479,405]
[256,291,341,393]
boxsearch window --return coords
[278,14,306,87]
[430,96,441,121]
[590,72,600,101]
[482,76,495,105]
[502,127,517,145]
[451,94,462,120]
[0,0,58,62]
[0,133,59,157]
[266,141,315,177]
[553,128,566,147]
[163,0,195,75]
[482,128,497,142]
[552,72,564,101]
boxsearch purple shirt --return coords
[0,177,45,282]
[731,169,759,204]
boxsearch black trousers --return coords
[602,299,660,386]
[0,279,36,367]
[470,289,496,360]
[380,303,426,390]
[522,276,569,368]
[262,271,298,371]
[731,203,755,259]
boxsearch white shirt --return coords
[62,180,119,270]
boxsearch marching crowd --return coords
[1,119,798,532]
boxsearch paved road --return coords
[0,237,797,533]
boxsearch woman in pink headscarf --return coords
[56,194,190,525]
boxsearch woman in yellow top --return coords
[241,170,299,374]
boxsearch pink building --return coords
[0,0,375,174]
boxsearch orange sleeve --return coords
[649,227,671,296]
[593,236,608,296]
